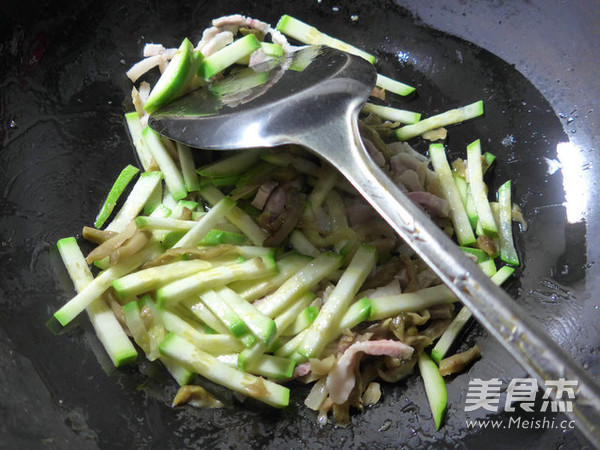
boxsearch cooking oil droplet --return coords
[378,419,392,432]
[501,134,515,147]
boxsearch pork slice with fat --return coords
[326,339,414,404]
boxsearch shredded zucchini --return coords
[51,13,524,433]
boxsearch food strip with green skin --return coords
[160,355,196,386]
[274,296,370,359]
[418,352,447,430]
[144,38,198,114]
[184,297,231,335]
[276,14,376,63]
[275,329,308,358]
[159,308,245,355]
[337,297,371,330]
[256,252,343,318]
[125,112,154,170]
[94,165,140,229]
[216,353,294,380]
[202,245,273,259]
[216,287,276,345]
[430,143,476,246]
[112,259,213,299]
[161,189,178,211]
[459,246,490,263]
[177,142,200,192]
[260,152,320,177]
[122,301,193,385]
[454,174,481,229]
[199,185,267,245]
[143,178,163,215]
[172,197,236,248]
[368,284,457,321]
[281,305,318,336]
[497,181,520,266]
[174,199,198,215]
[289,230,320,257]
[235,42,283,65]
[309,166,338,210]
[199,34,261,79]
[453,174,468,206]
[159,333,289,408]
[362,102,421,124]
[178,245,272,265]
[199,290,249,338]
[105,171,163,232]
[210,68,269,95]
[465,184,479,229]
[238,292,314,370]
[272,292,315,340]
[135,216,197,231]
[395,100,484,141]
[156,255,277,307]
[233,160,276,191]
[122,301,151,353]
[142,127,187,200]
[259,41,283,57]
[239,331,258,349]
[291,297,372,365]
[431,306,471,364]
[297,245,377,358]
[146,204,174,243]
[53,242,162,326]
[199,229,247,246]
[466,139,498,236]
[431,265,515,363]
[478,258,497,277]
[197,149,262,178]
[375,73,415,96]
[199,174,241,188]
[483,152,497,171]
[57,238,137,367]
[228,253,312,301]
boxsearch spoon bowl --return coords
[149,46,375,150]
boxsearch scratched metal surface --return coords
[1,0,598,448]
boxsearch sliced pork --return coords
[326,339,414,404]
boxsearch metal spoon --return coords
[149,46,600,445]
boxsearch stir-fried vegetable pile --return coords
[53,14,522,428]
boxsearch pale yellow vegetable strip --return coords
[56,237,137,367]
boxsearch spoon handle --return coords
[297,111,600,446]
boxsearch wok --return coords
[1,0,598,448]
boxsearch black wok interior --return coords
[1,1,599,448]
